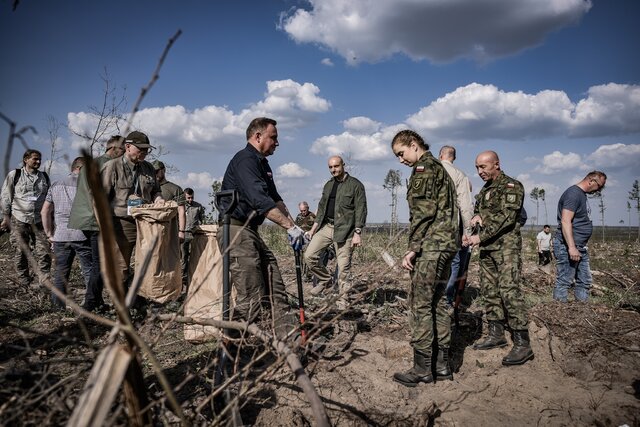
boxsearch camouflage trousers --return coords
[409,250,455,353]
[217,224,297,340]
[479,250,528,330]
[9,220,51,287]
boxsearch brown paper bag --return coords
[131,201,181,304]
[183,225,235,342]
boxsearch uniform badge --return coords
[412,179,423,190]
[415,165,425,173]
[485,191,491,200]
[506,183,515,188]
[506,194,516,203]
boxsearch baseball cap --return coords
[124,131,155,149]
[152,160,165,171]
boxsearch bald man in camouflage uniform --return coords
[464,150,534,366]
[390,130,459,387]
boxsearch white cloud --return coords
[67,79,331,152]
[406,83,640,141]
[321,58,334,66]
[281,0,591,64]
[176,172,219,190]
[342,116,381,134]
[586,143,640,169]
[310,123,405,161]
[516,173,560,197]
[277,162,312,178]
[571,84,640,137]
[535,151,587,175]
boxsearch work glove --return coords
[287,225,305,251]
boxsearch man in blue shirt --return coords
[217,117,304,340]
[553,170,607,302]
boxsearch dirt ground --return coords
[1,236,639,426]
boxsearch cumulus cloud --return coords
[277,162,312,178]
[571,84,640,137]
[517,173,560,197]
[586,143,640,169]
[67,79,330,152]
[321,58,334,66]
[281,0,591,64]
[310,122,405,161]
[535,151,587,175]
[176,172,219,190]
[342,116,381,134]
[406,83,640,141]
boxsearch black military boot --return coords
[473,320,508,350]
[502,330,534,366]
[435,347,453,381]
[393,349,433,387]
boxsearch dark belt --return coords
[325,218,334,225]
[219,217,258,231]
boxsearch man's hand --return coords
[0,218,9,232]
[470,215,483,227]
[178,230,185,243]
[351,232,362,247]
[287,225,305,251]
[402,251,417,271]
[463,234,480,247]
[568,246,581,262]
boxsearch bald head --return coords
[475,150,501,182]
[439,146,456,162]
[328,156,346,180]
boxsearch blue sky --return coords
[1,0,639,227]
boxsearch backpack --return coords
[13,168,50,187]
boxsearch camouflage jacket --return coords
[474,171,523,251]
[295,211,316,232]
[407,151,459,253]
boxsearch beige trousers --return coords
[304,224,353,292]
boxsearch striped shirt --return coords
[45,173,86,242]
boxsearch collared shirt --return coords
[1,167,49,224]
[101,155,161,218]
[440,160,473,235]
[220,143,282,228]
[45,172,86,242]
[315,173,367,244]
[185,200,205,232]
[68,153,114,231]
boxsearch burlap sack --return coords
[131,201,181,304]
[183,225,235,342]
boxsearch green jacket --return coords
[474,171,524,251]
[407,152,459,253]
[315,174,367,243]
[68,153,113,231]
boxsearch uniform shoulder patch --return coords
[506,182,515,188]
[415,165,425,173]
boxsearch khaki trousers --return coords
[304,224,353,292]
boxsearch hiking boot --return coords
[435,347,453,381]
[502,330,534,366]
[393,349,434,387]
[473,320,508,350]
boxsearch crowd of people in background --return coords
[0,116,606,386]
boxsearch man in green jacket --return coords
[464,150,534,366]
[305,156,367,309]
[68,135,124,312]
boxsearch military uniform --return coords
[474,171,528,330]
[295,211,316,231]
[406,152,459,352]
[159,180,185,205]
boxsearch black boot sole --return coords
[392,374,434,387]
[502,353,535,366]
[473,341,508,350]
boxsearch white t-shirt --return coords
[537,231,552,251]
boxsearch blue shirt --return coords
[220,144,281,227]
[556,185,592,246]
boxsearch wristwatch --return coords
[354,228,362,234]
